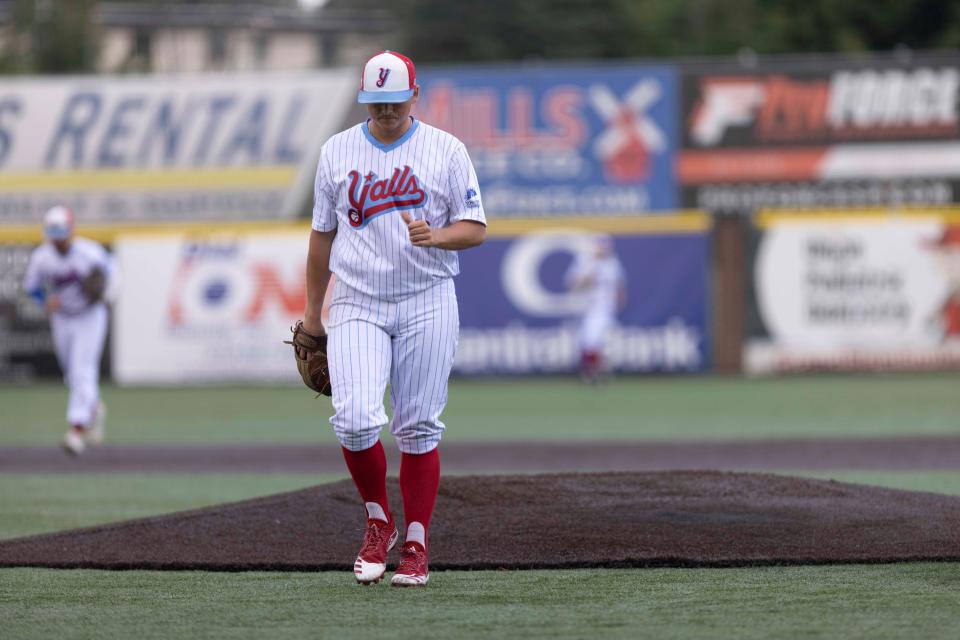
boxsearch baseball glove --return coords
[81,267,106,303]
[285,321,332,396]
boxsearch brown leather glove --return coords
[81,267,106,303]
[285,321,332,396]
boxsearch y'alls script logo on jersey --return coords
[347,166,428,228]
[589,80,667,182]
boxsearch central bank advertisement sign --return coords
[680,62,960,212]
[453,219,711,375]
[415,65,678,216]
[0,71,355,223]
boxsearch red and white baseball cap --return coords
[42,205,74,240]
[358,50,417,104]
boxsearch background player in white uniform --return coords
[565,234,626,383]
[23,206,116,455]
[302,50,486,586]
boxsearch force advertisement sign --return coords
[415,65,678,216]
[0,71,354,223]
[113,233,310,383]
[746,214,960,373]
[453,219,711,375]
[680,64,960,212]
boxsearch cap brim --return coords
[44,227,70,240]
[358,88,414,104]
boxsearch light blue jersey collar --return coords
[362,117,419,152]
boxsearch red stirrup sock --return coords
[399,448,441,549]
[341,441,391,521]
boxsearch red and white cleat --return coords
[391,543,429,587]
[62,426,86,456]
[354,518,399,585]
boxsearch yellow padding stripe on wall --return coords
[757,207,960,228]
[0,220,308,243]
[487,212,710,236]
[0,212,711,243]
[0,167,297,192]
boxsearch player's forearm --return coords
[430,221,486,250]
[304,229,336,333]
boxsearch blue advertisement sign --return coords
[415,64,679,216]
[453,225,711,375]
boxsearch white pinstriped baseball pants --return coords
[327,278,459,454]
[50,303,107,427]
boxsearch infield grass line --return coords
[2,373,958,445]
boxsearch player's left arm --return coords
[401,215,485,250]
[402,140,487,250]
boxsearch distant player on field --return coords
[297,50,487,586]
[565,234,626,383]
[23,206,116,455]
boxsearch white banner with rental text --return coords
[0,71,354,223]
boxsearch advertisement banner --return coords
[415,64,679,216]
[113,232,309,383]
[112,216,711,382]
[0,71,355,223]
[0,243,60,381]
[745,213,960,373]
[680,63,960,212]
[454,218,711,374]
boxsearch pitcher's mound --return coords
[2,472,959,571]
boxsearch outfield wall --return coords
[3,51,960,380]
[0,214,712,383]
[4,207,960,381]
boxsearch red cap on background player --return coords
[358,50,417,104]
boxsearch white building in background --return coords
[97,2,391,73]
[2,1,392,73]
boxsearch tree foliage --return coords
[4,0,959,74]
[1,0,97,74]
[376,0,960,63]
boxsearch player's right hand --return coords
[401,212,435,247]
[45,296,61,314]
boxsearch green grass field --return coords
[2,373,958,445]
[2,564,958,640]
[2,374,959,639]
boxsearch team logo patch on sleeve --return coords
[347,166,428,228]
[464,187,480,209]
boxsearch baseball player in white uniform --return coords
[23,206,115,455]
[302,50,486,586]
[565,235,626,383]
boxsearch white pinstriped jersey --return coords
[312,117,486,302]
[23,238,113,316]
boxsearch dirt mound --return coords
[2,472,959,571]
